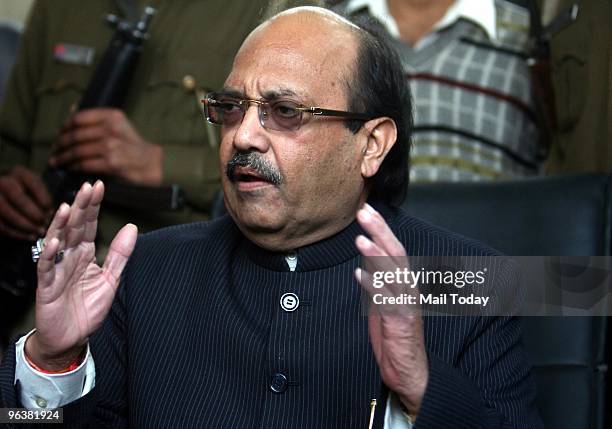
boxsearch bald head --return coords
[252,6,361,42]
[233,7,361,94]
[263,6,362,35]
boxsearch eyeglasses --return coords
[202,92,372,132]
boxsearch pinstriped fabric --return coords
[394,214,540,428]
[0,204,541,428]
[0,341,18,427]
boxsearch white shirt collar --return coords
[345,0,498,42]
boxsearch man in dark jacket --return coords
[0,7,542,428]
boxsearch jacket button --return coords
[270,373,288,393]
[182,74,196,91]
[35,396,48,408]
[280,293,299,312]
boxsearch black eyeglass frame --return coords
[201,92,372,131]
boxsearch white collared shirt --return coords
[345,0,497,50]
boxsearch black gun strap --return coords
[114,0,139,23]
[525,0,543,42]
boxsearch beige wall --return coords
[0,0,35,27]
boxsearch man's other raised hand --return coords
[25,181,137,371]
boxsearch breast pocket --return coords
[132,60,222,148]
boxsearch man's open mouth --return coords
[234,167,268,182]
[226,152,283,186]
[232,167,275,188]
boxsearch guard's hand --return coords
[50,108,163,185]
[355,203,428,418]
[0,166,53,240]
[25,180,138,371]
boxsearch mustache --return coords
[225,152,284,186]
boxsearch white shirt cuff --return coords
[14,330,96,409]
[384,391,414,429]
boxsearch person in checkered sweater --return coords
[335,0,544,182]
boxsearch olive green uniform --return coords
[0,0,268,249]
[544,0,612,173]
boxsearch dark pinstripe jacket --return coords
[0,204,542,428]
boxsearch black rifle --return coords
[45,6,184,211]
[526,1,580,160]
[0,6,183,304]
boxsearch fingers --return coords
[355,204,417,317]
[355,234,387,258]
[44,202,70,247]
[52,108,158,185]
[355,266,376,299]
[83,181,104,242]
[355,232,408,288]
[53,108,124,162]
[356,203,406,259]
[102,223,138,287]
[64,182,94,248]
[0,192,43,237]
[37,180,103,289]
[65,158,111,175]
[355,204,409,296]
[0,167,52,236]
[57,125,107,148]
[37,236,62,289]
[12,166,53,211]
[72,108,124,128]
[59,107,117,133]
[50,140,108,167]
[37,202,71,290]
[0,217,35,240]
[356,266,395,307]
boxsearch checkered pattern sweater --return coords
[340,0,542,182]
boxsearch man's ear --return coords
[360,117,397,179]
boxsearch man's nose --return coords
[232,104,270,153]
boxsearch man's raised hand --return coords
[25,181,138,371]
[354,203,428,419]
